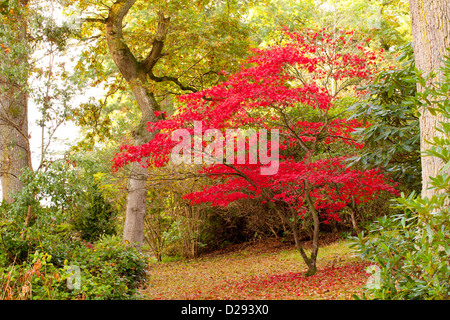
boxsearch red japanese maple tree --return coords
[113,29,397,275]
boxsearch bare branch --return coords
[147,71,197,93]
[84,18,107,24]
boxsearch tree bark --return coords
[409,0,450,198]
[0,85,30,203]
[272,197,318,276]
[303,185,319,276]
[105,2,171,248]
[0,0,32,203]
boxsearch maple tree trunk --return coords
[347,197,361,234]
[276,198,318,276]
[303,187,319,276]
[0,0,32,203]
[409,0,450,199]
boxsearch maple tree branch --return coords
[217,163,258,189]
[272,104,310,153]
[327,134,357,142]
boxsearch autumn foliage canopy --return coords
[113,29,398,224]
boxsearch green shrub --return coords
[0,159,147,300]
[0,251,70,300]
[0,236,148,300]
[348,43,421,193]
[67,235,148,300]
[71,183,117,242]
[350,202,450,299]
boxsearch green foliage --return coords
[0,156,147,299]
[0,0,30,87]
[246,0,318,46]
[0,237,147,300]
[349,43,421,192]
[68,235,148,300]
[317,0,411,52]
[72,183,117,242]
[0,158,117,248]
[350,51,450,300]
[0,251,69,300]
[0,216,37,265]
[65,0,256,149]
[350,193,450,300]
[246,0,411,52]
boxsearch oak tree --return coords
[73,0,253,248]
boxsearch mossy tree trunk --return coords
[0,0,32,203]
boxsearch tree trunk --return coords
[123,161,148,246]
[409,0,450,198]
[122,87,158,247]
[0,86,30,203]
[347,196,361,234]
[303,186,319,276]
[105,2,169,248]
[0,0,31,203]
[273,198,318,276]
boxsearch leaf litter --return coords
[141,238,370,300]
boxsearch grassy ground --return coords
[140,237,371,300]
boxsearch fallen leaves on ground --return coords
[141,238,370,300]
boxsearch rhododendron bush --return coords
[113,29,398,275]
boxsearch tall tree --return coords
[74,0,253,248]
[104,2,164,248]
[0,0,32,203]
[408,0,450,198]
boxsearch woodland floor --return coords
[140,237,372,300]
